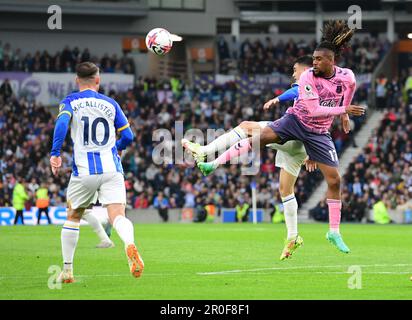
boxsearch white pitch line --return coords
[197,264,412,276]
[311,271,412,275]
[0,273,182,280]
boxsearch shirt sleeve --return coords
[113,101,130,132]
[277,85,299,103]
[57,99,73,119]
[342,71,357,107]
[298,70,346,118]
[115,126,134,151]
[51,114,71,156]
[51,100,72,157]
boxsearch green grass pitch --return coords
[0,223,411,300]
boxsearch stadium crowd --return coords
[217,35,390,76]
[0,72,368,217]
[2,34,404,223]
[0,42,135,74]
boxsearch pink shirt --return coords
[287,66,356,134]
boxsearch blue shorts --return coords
[268,113,339,167]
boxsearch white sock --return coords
[113,215,135,247]
[61,221,80,271]
[282,194,298,240]
[82,209,111,243]
[200,126,247,155]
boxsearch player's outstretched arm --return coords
[345,104,365,116]
[263,85,298,110]
[50,113,71,176]
[304,98,365,118]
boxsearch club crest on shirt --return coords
[304,84,316,98]
[59,103,65,112]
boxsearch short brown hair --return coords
[76,62,99,80]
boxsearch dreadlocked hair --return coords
[317,20,355,58]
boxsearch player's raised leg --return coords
[182,121,262,161]
[317,163,350,253]
[82,208,114,248]
[197,125,280,176]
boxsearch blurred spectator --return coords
[12,177,29,225]
[153,191,169,222]
[309,199,328,222]
[193,195,207,222]
[375,73,388,110]
[0,79,13,101]
[35,181,51,225]
[134,192,149,209]
[372,195,392,224]
[385,75,402,108]
[405,68,412,93]
[270,202,285,224]
[396,191,412,223]
[235,197,250,223]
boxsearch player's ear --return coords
[95,75,100,86]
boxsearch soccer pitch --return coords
[0,223,411,300]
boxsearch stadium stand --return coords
[0,43,135,74]
[0,36,389,216]
[0,80,365,213]
[218,36,391,75]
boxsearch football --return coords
[145,28,173,56]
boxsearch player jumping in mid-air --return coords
[183,55,351,260]
[189,20,365,254]
[50,62,144,283]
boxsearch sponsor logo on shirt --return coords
[319,99,337,107]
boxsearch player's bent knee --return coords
[238,121,249,130]
[67,208,84,222]
[239,121,259,136]
[326,175,341,190]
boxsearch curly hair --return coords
[316,20,355,58]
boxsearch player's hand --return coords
[341,114,351,134]
[263,97,279,110]
[303,156,317,172]
[345,105,365,117]
[50,156,62,176]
